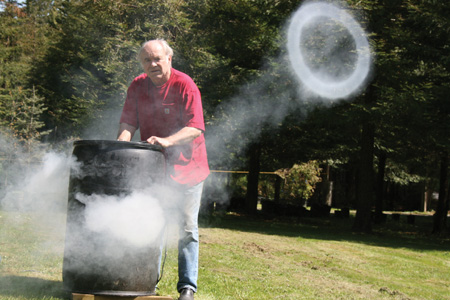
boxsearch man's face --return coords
[139,41,172,86]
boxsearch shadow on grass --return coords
[0,275,69,299]
[201,212,450,252]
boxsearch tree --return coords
[275,161,322,202]
[404,2,450,234]
[0,0,51,142]
[373,0,450,233]
[357,0,450,234]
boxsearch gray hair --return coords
[139,39,174,58]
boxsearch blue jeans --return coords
[159,181,203,293]
[176,182,203,293]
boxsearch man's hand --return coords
[147,136,172,148]
[146,127,202,148]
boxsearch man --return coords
[117,39,209,300]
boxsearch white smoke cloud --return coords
[0,142,73,214]
[76,190,166,248]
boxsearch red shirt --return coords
[120,69,209,186]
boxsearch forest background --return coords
[0,0,449,234]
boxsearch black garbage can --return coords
[63,140,166,296]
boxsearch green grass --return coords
[1,210,449,300]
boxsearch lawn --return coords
[0,209,449,300]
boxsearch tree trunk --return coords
[245,142,261,214]
[353,121,375,233]
[433,151,448,234]
[422,183,432,212]
[446,181,450,226]
[274,176,281,202]
[344,162,356,209]
[374,152,387,223]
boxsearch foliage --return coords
[1,86,50,153]
[0,1,51,154]
[275,160,322,202]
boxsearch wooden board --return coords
[72,293,173,300]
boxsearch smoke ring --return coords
[287,2,371,99]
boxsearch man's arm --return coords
[147,127,202,148]
[117,123,137,141]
